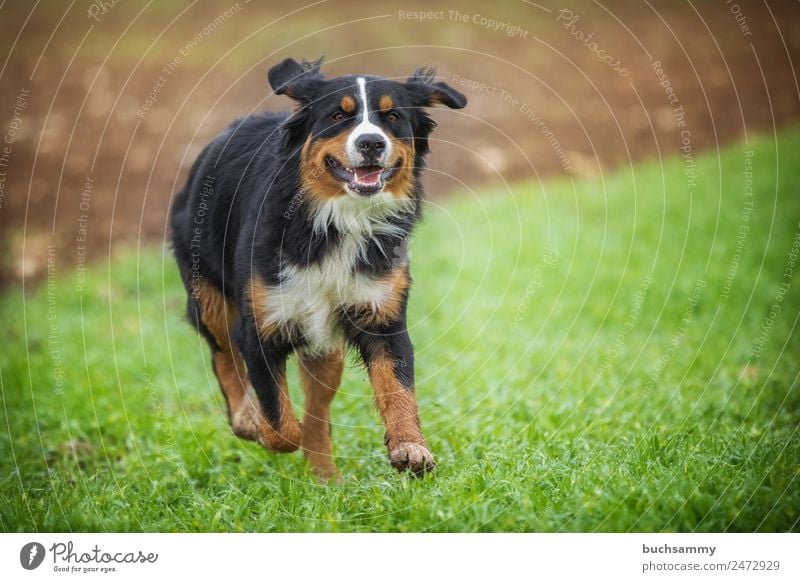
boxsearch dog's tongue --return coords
[354,167,382,185]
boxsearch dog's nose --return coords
[356,134,386,157]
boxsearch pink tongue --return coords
[354,167,382,185]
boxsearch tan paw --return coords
[389,442,435,476]
[255,419,302,453]
[230,402,260,442]
[231,400,301,453]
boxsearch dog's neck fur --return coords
[266,187,417,355]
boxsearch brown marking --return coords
[194,280,245,418]
[299,133,350,201]
[384,136,415,199]
[194,280,266,443]
[247,276,281,342]
[347,267,409,328]
[368,353,434,474]
[368,353,424,447]
[212,350,259,441]
[340,94,356,113]
[376,267,409,323]
[427,94,447,107]
[194,279,238,350]
[299,347,345,480]
[212,351,246,411]
[378,94,394,112]
[299,111,416,202]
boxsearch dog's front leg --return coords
[299,347,344,481]
[234,321,303,453]
[348,314,434,476]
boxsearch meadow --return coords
[1,129,798,532]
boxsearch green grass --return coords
[2,129,799,532]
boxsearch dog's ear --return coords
[268,57,325,101]
[405,66,467,109]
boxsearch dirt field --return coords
[1,0,799,287]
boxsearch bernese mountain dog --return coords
[170,57,466,479]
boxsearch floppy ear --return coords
[268,57,325,102]
[406,66,467,109]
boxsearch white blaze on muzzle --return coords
[345,76,392,169]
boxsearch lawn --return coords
[1,129,798,532]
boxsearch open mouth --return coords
[325,156,401,195]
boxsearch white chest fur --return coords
[262,193,412,354]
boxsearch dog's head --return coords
[268,57,466,200]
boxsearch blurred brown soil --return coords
[0,0,798,288]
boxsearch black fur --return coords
[170,57,466,445]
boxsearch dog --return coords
[170,57,466,479]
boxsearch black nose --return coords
[356,134,386,157]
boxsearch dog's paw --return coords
[230,402,260,442]
[255,420,302,453]
[231,401,301,452]
[389,442,435,476]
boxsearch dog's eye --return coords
[386,112,399,123]
[331,111,346,122]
